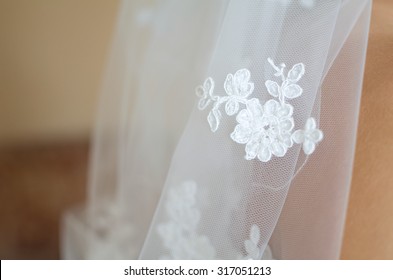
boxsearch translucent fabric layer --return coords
[62,0,372,260]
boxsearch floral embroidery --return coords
[196,77,215,110]
[292,117,324,155]
[196,58,323,162]
[157,181,216,259]
[244,224,262,259]
[231,99,294,162]
[241,224,273,260]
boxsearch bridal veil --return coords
[62,0,372,260]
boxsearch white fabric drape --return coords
[62,0,372,260]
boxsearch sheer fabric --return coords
[62,0,372,259]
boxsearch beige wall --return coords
[0,0,119,145]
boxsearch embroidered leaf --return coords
[224,74,234,96]
[225,99,239,116]
[207,109,222,132]
[287,63,305,83]
[204,77,214,93]
[265,80,280,97]
[282,84,303,99]
[197,98,210,110]
[195,85,205,98]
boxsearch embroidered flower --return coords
[231,98,294,162]
[244,224,262,259]
[224,69,254,116]
[157,181,216,259]
[292,117,324,155]
[196,77,215,110]
[241,224,274,260]
[196,57,323,161]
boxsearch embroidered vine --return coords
[157,181,216,259]
[196,58,323,162]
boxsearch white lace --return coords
[158,182,275,260]
[243,224,263,259]
[157,181,216,259]
[196,58,323,162]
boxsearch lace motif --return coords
[196,58,323,162]
[157,181,216,259]
[239,224,274,260]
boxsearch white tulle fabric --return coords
[61,0,372,260]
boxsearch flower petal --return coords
[263,99,279,116]
[271,141,287,157]
[265,80,280,97]
[257,146,272,162]
[281,132,293,148]
[245,137,260,160]
[282,84,303,99]
[292,130,305,144]
[279,118,294,132]
[277,103,293,118]
[308,129,323,143]
[246,98,263,118]
[239,81,254,98]
[225,99,239,116]
[287,63,305,83]
[234,68,251,86]
[204,77,214,94]
[305,117,317,130]
[231,124,252,144]
[236,109,252,125]
[224,74,234,96]
[303,139,316,155]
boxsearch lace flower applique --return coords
[157,181,216,259]
[196,58,323,162]
[240,224,274,260]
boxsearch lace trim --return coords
[196,58,323,162]
[157,181,216,259]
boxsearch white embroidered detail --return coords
[292,117,324,155]
[157,181,216,259]
[241,224,274,260]
[196,58,323,162]
[244,224,262,259]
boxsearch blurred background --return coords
[0,0,119,259]
[0,0,392,259]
